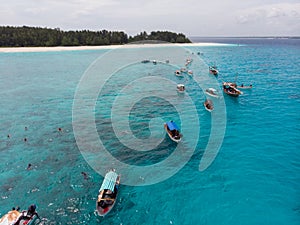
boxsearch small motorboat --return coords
[237,84,253,89]
[164,121,182,143]
[205,88,219,98]
[209,65,218,75]
[223,82,243,97]
[175,70,183,77]
[180,67,187,73]
[187,70,193,75]
[0,204,40,225]
[96,170,120,217]
[177,84,185,93]
[204,99,214,112]
[185,58,193,66]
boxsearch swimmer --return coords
[27,163,32,170]
[7,134,10,138]
[24,138,27,142]
[81,172,89,180]
[58,128,62,132]
[25,126,28,131]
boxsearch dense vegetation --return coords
[0,26,191,47]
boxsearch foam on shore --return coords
[0,42,232,53]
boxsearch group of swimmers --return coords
[6,127,64,142]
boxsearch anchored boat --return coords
[177,84,185,93]
[205,88,220,98]
[204,99,214,112]
[96,170,120,217]
[223,82,243,97]
[0,204,40,225]
[209,65,218,75]
[164,121,182,143]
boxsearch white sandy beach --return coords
[0,43,230,53]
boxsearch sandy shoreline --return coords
[0,42,230,53]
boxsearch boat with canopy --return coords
[96,170,120,217]
[164,121,182,143]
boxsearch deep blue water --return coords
[0,38,299,225]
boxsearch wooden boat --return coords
[164,121,182,143]
[204,99,214,112]
[205,88,219,98]
[237,84,253,89]
[209,65,218,75]
[177,84,185,93]
[0,204,40,225]
[96,170,120,217]
[223,82,243,97]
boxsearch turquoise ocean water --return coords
[0,38,299,224]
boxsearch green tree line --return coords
[0,26,191,47]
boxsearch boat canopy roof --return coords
[100,171,118,192]
[166,121,179,131]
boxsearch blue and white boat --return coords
[96,170,120,217]
[164,121,182,143]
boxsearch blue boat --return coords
[164,121,182,143]
[96,170,120,216]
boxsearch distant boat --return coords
[187,70,193,75]
[223,82,243,97]
[180,67,187,73]
[164,121,182,143]
[237,84,253,89]
[175,70,183,77]
[177,84,185,93]
[209,65,218,75]
[96,170,121,217]
[185,58,193,66]
[0,204,40,225]
[204,99,214,112]
[141,60,150,63]
[205,88,219,98]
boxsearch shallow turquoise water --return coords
[0,40,299,225]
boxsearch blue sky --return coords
[1,0,299,36]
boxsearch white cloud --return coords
[0,0,299,36]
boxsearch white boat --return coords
[0,204,40,225]
[175,70,183,77]
[205,88,219,98]
[204,99,214,112]
[187,70,193,75]
[177,84,185,93]
[180,67,187,73]
[96,170,120,217]
[164,121,182,143]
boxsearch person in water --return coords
[81,172,88,180]
[27,163,32,170]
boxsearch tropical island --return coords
[0,26,191,47]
